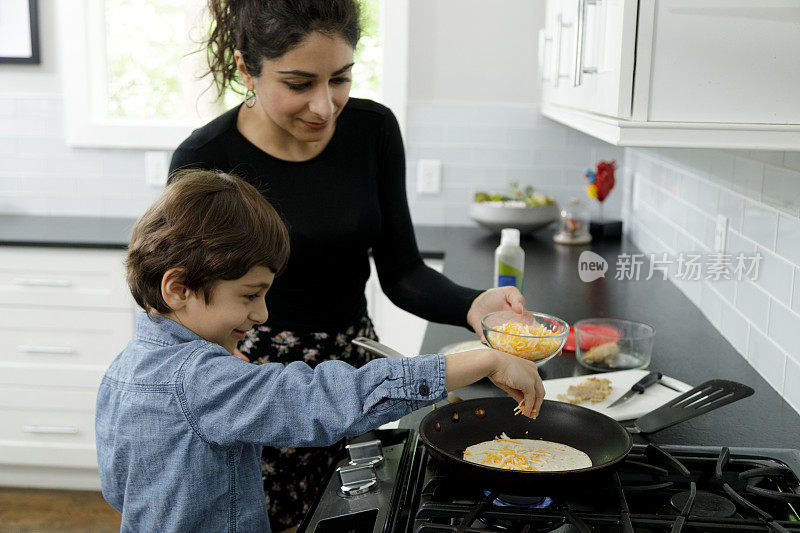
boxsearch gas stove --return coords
[299,429,800,532]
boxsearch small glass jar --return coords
[553,198,591,245]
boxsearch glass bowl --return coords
[574,318,655,371]
[481,310,569,365]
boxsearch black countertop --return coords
[408,226,800,450]
[0,214,133,249]
[2,215,797,448]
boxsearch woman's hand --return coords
[232,348,249,362]
[486,351,545,418]
[466,286,526,342]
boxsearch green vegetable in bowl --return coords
[473,181,555,205]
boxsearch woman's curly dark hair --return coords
[205,0,361,97]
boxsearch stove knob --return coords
[337,463,378,497]
[345,439,384,467]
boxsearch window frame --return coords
[58,0,407,150]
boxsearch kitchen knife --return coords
[608,371,681,408]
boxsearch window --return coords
[59,0,405,149]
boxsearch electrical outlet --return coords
[714,214,729,253]
[145,151,170,187]
[416,159,442,195]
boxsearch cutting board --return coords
[543,369,694,421]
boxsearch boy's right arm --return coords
[444,349,545,418]
[180,344,545,449]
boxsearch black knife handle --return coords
[632,371,662,393]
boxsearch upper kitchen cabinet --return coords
[538,0,800,150]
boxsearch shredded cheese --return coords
[487,320,561,360]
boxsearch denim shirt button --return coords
[418,382,430,397]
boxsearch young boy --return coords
[95,170,545,532]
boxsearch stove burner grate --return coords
[671,489,738,518]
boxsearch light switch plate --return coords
[145,151,170,187]
[714,214,729,253]
[416,159,442,195]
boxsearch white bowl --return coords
[469,202,559,234]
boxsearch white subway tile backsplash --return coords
[717,188,744,232]
[505,127,567,148]
[506,165,564,187]
[708,150,735,186]
[748,150,785,167]
[409,201,446,225]
[754,247,794,307]
[715,271,736,304]
[627,146,800,415]
[763,165,800,216]
[445,125,506,145]
[794,268,800,315]
[732,156,764,199]
[700,282,723,329]
[735,280,770,332]
[784,152,800,173]
[0,136,18,156]
[0,115,49,138]
[784,356,800,414]
[726,229,756,255]
[741,201,778,250]
[747,326,787,393]
[720,300,749,354]
[407,125,444,144]
[533,147,592,167]
[470,105,539,127]
[694,180,719,214]
[406,145,475,166]
[776,215,800,267]
[679,171,700,202]
[0,176,19,193]
[658,148,711,177]
[406,103,474,127]
[471,147,533,167]
[768,302,800,358]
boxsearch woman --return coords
[169,1,526,530]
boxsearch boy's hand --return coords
[486,351,545,418]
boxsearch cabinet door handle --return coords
[574,0,600,87]
[17,345,75,354]
[554,14,573,87]
[13,277,73,287]
[538,30,553,84]
[23,425,79,435]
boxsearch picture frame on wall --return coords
[0,0,40,64]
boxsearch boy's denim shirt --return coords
[96,312,447,532]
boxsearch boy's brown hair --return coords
[126,169,290,313]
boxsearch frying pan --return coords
[352,338,753,494]
[418,396,632,493]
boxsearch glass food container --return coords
[553,198,591,245]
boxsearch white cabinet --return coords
[539,0,800,150]
[365,257,444,357]
[0,246,135,490]
[540,0,637,119]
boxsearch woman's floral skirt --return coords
[239,314,379,530]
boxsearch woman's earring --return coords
[244,88,257,108]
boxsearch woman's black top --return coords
[169,98,481,332]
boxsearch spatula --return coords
[630,379,754,434]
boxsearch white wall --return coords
[408,0,545,104]
[404,0,623,226]
[0,0,618,224]
[0,1,160,217]
[623,148,800,415]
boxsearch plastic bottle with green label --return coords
[494,228,524,291]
